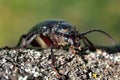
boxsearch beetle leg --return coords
[16,34,27,47]
[82,36,96,50]
[82,38,88,47]
[50,46,55,65]
[50,45,62,79]
[83,36,94,47]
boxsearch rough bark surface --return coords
[0,45,120,80]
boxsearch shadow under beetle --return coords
[17,19,115,79]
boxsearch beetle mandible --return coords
[17,19,115,79]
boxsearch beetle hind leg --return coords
[16,34,27,47]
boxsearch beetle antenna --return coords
[78,29,115,45]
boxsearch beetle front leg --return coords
[82,36,96,51]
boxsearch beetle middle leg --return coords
[49,45,62,79]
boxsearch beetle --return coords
[17,19,115,79]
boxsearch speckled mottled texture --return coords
[0,48,120,80]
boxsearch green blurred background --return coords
[0,0,120,47]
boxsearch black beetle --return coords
[17,19,115,79]
[17,19,115,52]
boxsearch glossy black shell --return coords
[24,19,75,47]
[27,19,74,35]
